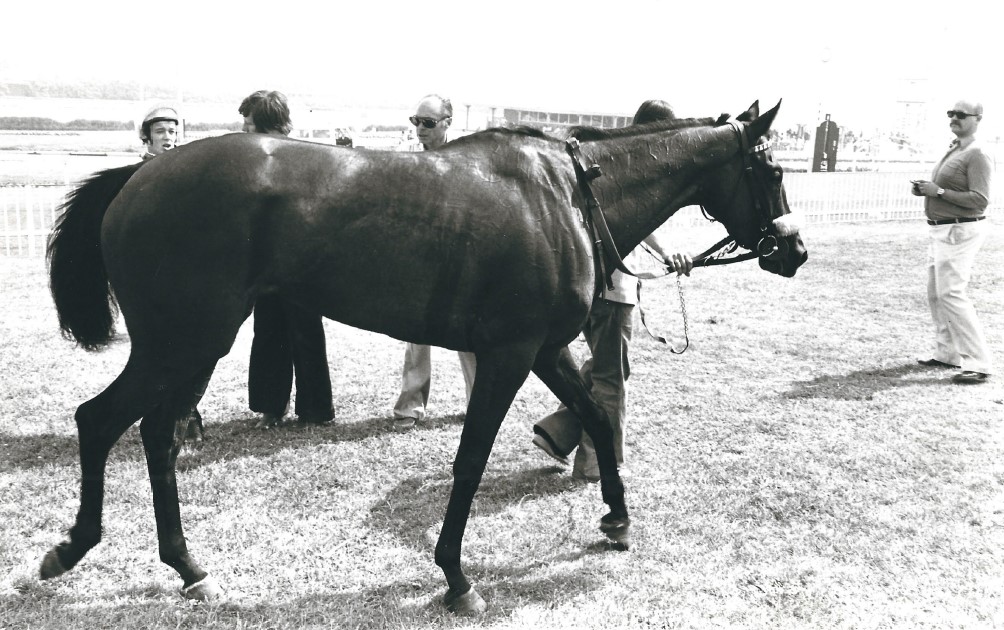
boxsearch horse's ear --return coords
[747,100,781,139]
[736,100,760,122]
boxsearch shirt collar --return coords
[952,135,977,151]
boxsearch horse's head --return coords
[697,101,807,277]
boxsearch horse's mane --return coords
[567,116,719,141]
[445,115,725,149]
[445,125,551,148]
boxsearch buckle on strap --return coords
[566,138,602,180]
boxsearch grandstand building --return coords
[501,107,633,131]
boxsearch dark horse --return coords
[45,101,805,613]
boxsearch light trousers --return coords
[393,344,476,420]
[535,298,633,476]
[927,221,993,374]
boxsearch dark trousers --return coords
[248,295,333,420]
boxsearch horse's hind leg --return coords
[532,345,630,547]
[139,363,221,600]
[40,355,164,580]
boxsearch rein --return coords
[564,120,780,353]
[564,121,774,288]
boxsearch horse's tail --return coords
[47,162,144,350]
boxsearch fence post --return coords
[2,192,8,256]
[16,187,25,256]
[27,186,37,257]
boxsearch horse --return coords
[44,100,806,614]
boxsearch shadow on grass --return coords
[175,411,467,471]
[2,564,606,625]
[784,361,957,400]
[0,411,465,472]
[0,432,83,471]
[366,465,586,550]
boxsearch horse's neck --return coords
[589,126,734,254]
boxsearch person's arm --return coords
[938,187,989,210]
[642,234,693,276]
[915,152,993,210]
[956,151,993,210]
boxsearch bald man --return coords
[913,99,994,384]
[392,94,478,429]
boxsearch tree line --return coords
[0,117,242,132]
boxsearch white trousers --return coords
[927,221,993,374]
[393,343,476,420]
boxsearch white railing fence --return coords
[2,184,69,257]
[3,172,1002,256]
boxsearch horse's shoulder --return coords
[441,132,568,182]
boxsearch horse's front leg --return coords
[532,345,630,547]
[436,344,538,615]
[139,366,221,600]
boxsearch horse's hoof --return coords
[443,586,487,615]
[180,576,223,601]
[599,514,631,550]
[39,548,68,580]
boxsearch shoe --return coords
[184,410,205,444]
[532,431,570,467]
[393,416,417,431]
[917,358,960,368]
[952,371,990,384]
[254,412,283,429]
[297,413,333,425]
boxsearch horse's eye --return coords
[773,168,783,181]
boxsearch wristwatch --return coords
[937,187,945,198]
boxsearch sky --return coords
[2,0,1001,140]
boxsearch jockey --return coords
[139,106,180,160]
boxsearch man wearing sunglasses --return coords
[393,94,478,429]
[408,94,453,150]
[912,100,994,384]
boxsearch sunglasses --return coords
[409,115,446,129]
[947,110,979,119]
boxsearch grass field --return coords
[1,218,1003,629]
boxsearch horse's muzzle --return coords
[759,233,807,277]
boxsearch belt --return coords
[927,216,985,226]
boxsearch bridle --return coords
[698,119,789,266]
[565,118,791,352]
[565,118,789,284]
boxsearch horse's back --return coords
[102,132,597,353]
